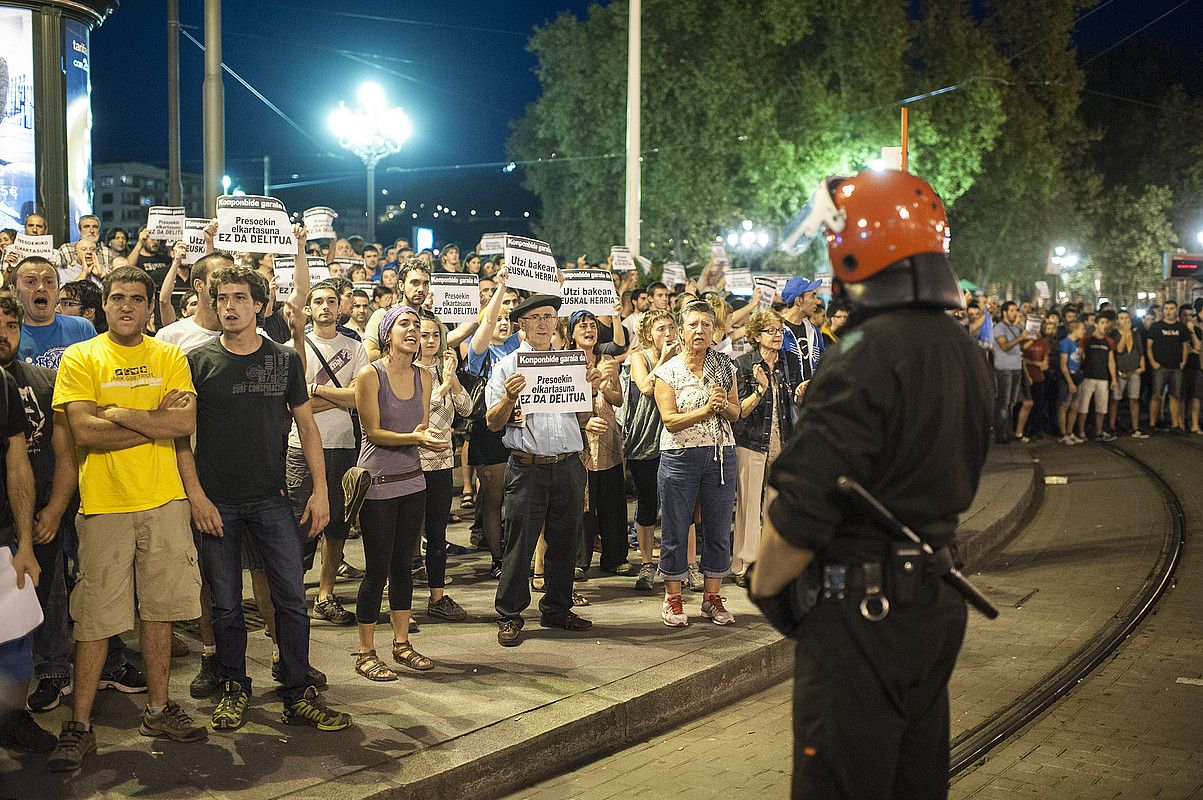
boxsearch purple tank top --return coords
[358,361,426,500]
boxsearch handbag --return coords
[453,351,491,436]
[305,335,362,444]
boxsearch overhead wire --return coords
[1080,0,1195,67]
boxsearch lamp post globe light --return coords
[328,82,413,242]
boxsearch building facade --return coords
[92,161,204,232]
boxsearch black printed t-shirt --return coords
[1147,321,1191,368]
[188,336,308,504]
[0,368,31,546]
[1080,335,1114,381]
[8,360,57,510]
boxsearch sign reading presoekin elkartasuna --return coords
[515,349,592,414]
[430,273,480,322]
[215,195,295,255]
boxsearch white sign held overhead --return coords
[1035,280,1050,300]
[504,235,560,295]
[182,218,210,266]
[273,255,330,301]
[815,270,833,296]
[328,257,364,277]
[753,275,778,308]
[1024,314,1042,337]
[710,242,730,267]
[430,273,480,322]
[610,246,636,272]
[726,268,753,296]
[662,262,687,287]
[560,269,618,317]
[478,232,507,256]
[215,195,296,255]
[302,206,338,240]
[146,206,186,241]
[3,234,56,265]
[516,349,592,414]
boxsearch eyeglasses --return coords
[55,299,81,308]
[759,327,784,335]
[521,313,557,323]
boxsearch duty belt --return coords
[817,544,953,623]
[371,467,423,485]
[510,451,574,465]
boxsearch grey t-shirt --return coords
[994,322,1024,371]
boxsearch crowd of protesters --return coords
[1,207,1198,772]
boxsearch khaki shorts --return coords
[70,499,201,642]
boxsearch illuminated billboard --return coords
[64,17,93,233]
[0,8,36,232]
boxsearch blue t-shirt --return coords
[974,314,994,350]
[19,315,97,363]
[1058,336,1081,375]
[466,333,520,377]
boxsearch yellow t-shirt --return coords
[53,334,195,515]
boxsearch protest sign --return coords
[516,349,592,414]
[273,255,330,301]
[726,268,753,296]
[560,269,618,317]
[635,254,652,272]
[182,218,209,266]
[1035,280,1050,300]
[478,232,507,256]
[662,262,687,287]
[753,275,778,308]
[146,206,186,241]
[815,269,833,295]
[215,195,295,255]
[504,235,560,295]
[430,273,480,322]
[3,234,56,264]
[1025,314,1042,337]
[329,257,364,277]
[353,281,376,294]
[610,245,636,272]
[302,206,337,240]
[710,242,730,267]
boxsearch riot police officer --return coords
[750,169,993,800]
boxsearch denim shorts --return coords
[1111,372,1141,401]
[1152,367,1183,399]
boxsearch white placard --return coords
[610,245,635,272]
[146,206,186,241]
[353,281,376,294]
[1025,314,1042,337]
[727,268,753,295]
[710,242,730,267]
[478,232,507,256]
[328,257,364,277]
[273,255,330,301]
[516,349,592,414]
[560,269,618,317]
[430,273,481,322]
[753,275,778,308]
[215,195,296,255]
[1035,280,1050,300]
[504,235,560,295]
[4,234,56,264]
[815,269,833,296]
[302,206,338,240]
[0,547,44,644]
[182,218,209,266]
[662,262,686,287]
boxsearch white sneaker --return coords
[1071,434,1086,444]
[662,593,689,627]
[1059,435,1075,446]
[700,594,735,625]
[1131,430,1149,439]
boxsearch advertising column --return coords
[0,8,36,231]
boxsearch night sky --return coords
[88,0,1203,244]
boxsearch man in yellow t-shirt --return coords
[47,266,206,773]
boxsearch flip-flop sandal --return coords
[392,641,435,671]
[460,493,475,510]
[355,650,397,682]
[572,592,591,607]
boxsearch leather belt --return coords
[510,451,574,466]
[371,467,423,485]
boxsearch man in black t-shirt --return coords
[1145,300,1191,432]
[177,262,351,734]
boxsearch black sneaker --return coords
[271,659,328,690]
[426,594,468,622]
[0,709,57,753]
[211,681,249,731]
[98,661,147,694]
[539,611,593,632]
[445,543,469,556]
[310,596,355,626]
[489,560,503,580]
[140,700,208,742]
[189,654,222,699]
[282,687,351,731]
[26,676,72,713]
[47,721,96,772]
[497,618,523,647]
[335,560,365,580]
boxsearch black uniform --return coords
[766,306,993,800]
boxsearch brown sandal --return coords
[355,649,397,682]
[392,641,434,671]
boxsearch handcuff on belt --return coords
[822,562,891,622]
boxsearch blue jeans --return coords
[201,495,311,703]
[657,446,737,581]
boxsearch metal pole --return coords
[202,0,225,216]
[263,155,271,196]
[624,0,641,258]
[900,106,908,172]
[167,0,182,206]
[366,161,376,243]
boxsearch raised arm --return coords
[158,241,187,327]
[471,267,509,356]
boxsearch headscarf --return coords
[379,305,419,350]
[567,309,598,349]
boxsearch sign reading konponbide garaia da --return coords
[430,273,480,322]
[504,235,560,295]
[515,349,592,414]
[273,256,330,301]
[215,195,296,255]
[559,269,618,317]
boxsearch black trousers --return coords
[791,577,967,800]
[356,491,426,623]
[577,464,629,572]
[495,456,585,623]
[421,468,454,589]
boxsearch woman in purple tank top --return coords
[351,306,449,681]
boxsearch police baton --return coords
[836,477,999,620]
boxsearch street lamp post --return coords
[328,82,412,243]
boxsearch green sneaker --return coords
[211,681,250,731]
[282,686,351,731]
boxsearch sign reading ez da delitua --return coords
[215,195,296,255]
[515,349,592,414]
